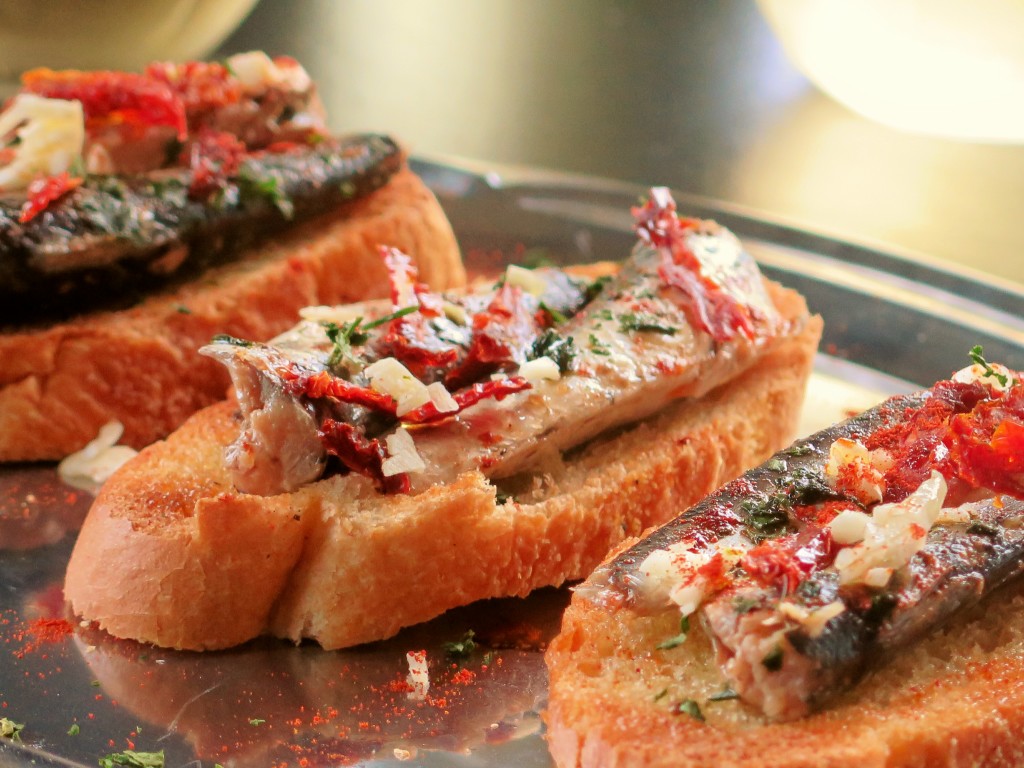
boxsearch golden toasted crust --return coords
[64,280,821,651]
[546,584,1024,768]
[0,166,463,461]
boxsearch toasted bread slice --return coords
[64,280,820,650]
[0,166,463,461]
[545,363,1024,768]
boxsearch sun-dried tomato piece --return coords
[280,369,397,415]
[374,246,462,379]
[633,189,757,342]
[866,379,991,504]
[144,60,242,119]
[947,383,1024,499]
[21,68,187,140]
[444,284,539,390]
[319,419,409,494]
[741,526,835,593]
[181,128,248,198]
[18,172,82,223]
[403,376,532,424]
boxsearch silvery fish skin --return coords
[585,371,1024,721]
[0,134,402,325]
[202,195,789,498]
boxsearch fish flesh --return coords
[583,356,1024,721]
[202,188,799,497]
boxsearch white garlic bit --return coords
[519,356,561,382]
[57,421,138,494]
[952,362,1016,391]
[227,51,312,93]
[0,94,84,191]
[381,428,426,477]
[824,437,893,505]
[364,357,431,416]
[833,470,947,586]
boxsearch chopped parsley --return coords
[761,646,784,672]
[969,345,1012,387]
[673,699,705,721]
[210,333,254,348]
[442,630,478,658]
[740,492,792,543]
[539,301,569,324]
[67,723,80,736]
[98,750,164,768]
[781,444,814,457]
[248,718,266,726]
[732,595,760,614]
[237,168,294,219]
[174,305,192,315]
[656,616,690,650]
[588,334,611,356]
[618,312,677,336]
[324,306,419,373]
[529,330,577,373]
[653,688,669,701]
[707,687,740,702]
[0,717,23,741]
[585,275,613,303]
[765,458,787,473]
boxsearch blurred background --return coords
[3,0,1023,286]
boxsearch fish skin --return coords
[585,384,1024,721]
[0,134,402,325]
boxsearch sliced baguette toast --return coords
[0,166,463,461]
[63,277,821,651]
[545,362,1024,768]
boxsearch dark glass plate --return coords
[1,158,1021,768]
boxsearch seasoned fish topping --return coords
[202,188,795,497]
[586,350,1024,721]
[0,53,401,324]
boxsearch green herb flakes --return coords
[248,718,266,726]
[67,723,80,736]
[442,630,478,658]
[539,301,569,324]
[618,312,677,336]
[707,687,740,702]
[732,595,760,614]
[0,717,23,741]
[210,334,254,348]
[98,750,164,768]
[656,615,690,650]
[529,330,577,373]
[588,334,611,356]
[969,345,1014,387]
[673,699,705,721]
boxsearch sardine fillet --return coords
[0,166,463,461]
[63,280,819,651]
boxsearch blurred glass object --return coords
[0,0,260,78]
[757,0,1024,142]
